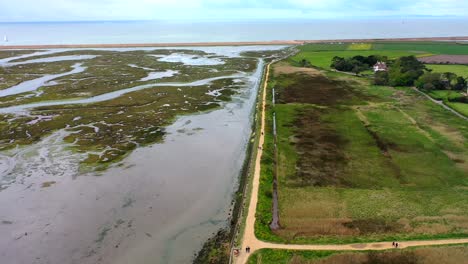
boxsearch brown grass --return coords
[290,107,349,187]
[273,62,322,77]
[276,73,359,106]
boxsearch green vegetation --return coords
[416,72,467,92]
[387,56,426,86]
[248,245,468,264]
[447,102,468,117]
[255,43,468,246]
[330,55,386,74]
[428,90,464,101]
[426,64,468,78]
[290,50,419,70]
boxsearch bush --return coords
[388,56,426,86]
[331,55,387,74]
[374,71,389,85]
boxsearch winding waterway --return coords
[0,46,276,264]
[0,63,86,98]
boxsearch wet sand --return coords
[1,36,468,49]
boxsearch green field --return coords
[255,45,468,246]
[447,102,468,117]
[426,64,468,78]
[372,42,468,55]
[291,41,468,70]
[428,90,464,101]
[290,50,422,69]
[248,245,468,264]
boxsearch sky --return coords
[1,0,468,22]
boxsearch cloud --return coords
[0,0,467,21]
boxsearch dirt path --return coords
[234,61,271,264]
[233,62,468,264]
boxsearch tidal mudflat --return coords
[0,46,287,264]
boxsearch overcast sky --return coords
[1,0,467,22]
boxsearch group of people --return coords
[233,246,251,257]
[392,241,399,248]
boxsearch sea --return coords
[1,18,468,45]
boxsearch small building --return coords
[373,62,388,72]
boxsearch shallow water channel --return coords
[0,46,276,264]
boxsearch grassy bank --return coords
[248,244,468,264]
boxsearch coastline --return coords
[1,36,468,49]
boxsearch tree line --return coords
[330,55,467,92]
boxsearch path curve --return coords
[233,61,468,264]
[412,87,467,121]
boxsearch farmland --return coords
[254,42,468,248]
[426,64,468,78]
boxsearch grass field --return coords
[255,47,468,245]
[446,102,468,117]
[289,50,422,69]
[372,42,468,55]
[426,64,468,78]
[348,43,373,50]
[248,245,468,264]
[428,90,464,101]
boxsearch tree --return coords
[454,76,467,91]
[374,71,389,85]
[415,72,445,90]
[388,56,426,86]
[330,55,377,73]
[300,59,311,67]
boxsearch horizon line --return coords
[2,16,468,24]
[1,36,468,50]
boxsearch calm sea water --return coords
[1,19,468,45]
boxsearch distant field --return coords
[372,42,468,55]
[419,55,468,64]
[256,50,468,245]
[347,43,372,50]
[291,42,468,70]
[290,50,422,69]
[248,245,468,264]
[299,41,468,54]
[426,64,468,78]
